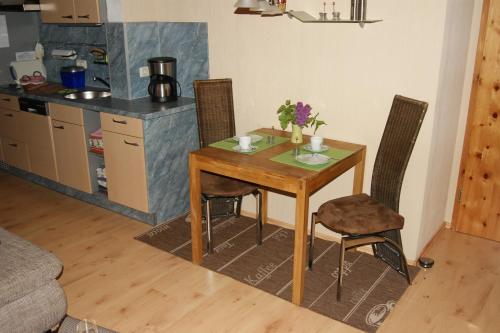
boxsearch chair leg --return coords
[254,191,263,245]
[206,199,214,254]
[384,237,411,284]
[235,196,243,217]
[308,213,317,270]
[337,237,346,302]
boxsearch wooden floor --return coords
[1,171,499,333]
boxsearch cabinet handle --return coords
[2,98,10,102]
[8,143,18,148]
[53,125,65,130]
[112,118,127,124]
[123,140,139,147]
[61,15,73,19]
[4,113,13,117]
[78,15,90,19]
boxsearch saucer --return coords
[296,153,330,165]
[303,144,329,153]
[232,134,263,144]
[233,145,257,153]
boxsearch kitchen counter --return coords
[0,84,195,120]
[0,84,199,225]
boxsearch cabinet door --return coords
[0,109,20,141]
[2,138,30,171]
[21,113,58,181]
[75,0,101,23]
[40,0,76,24]
[52,120,92,193]
[103,131,149,212]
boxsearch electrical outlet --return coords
[139,66,150,78]
[76,59,87,69]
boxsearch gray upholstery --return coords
[0,227,67,333]
[0,228,63,307]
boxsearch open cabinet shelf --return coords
[287,11,382,25]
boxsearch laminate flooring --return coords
[1,171,499,333]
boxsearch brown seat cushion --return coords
[316,193,404,235]
[201,172,257,197]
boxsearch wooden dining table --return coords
[189,128,366,305]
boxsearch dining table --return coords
[189,128,366,305]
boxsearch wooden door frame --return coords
[451,0,492,229]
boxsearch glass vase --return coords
[291,124,303,144]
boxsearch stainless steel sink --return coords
[64,90,111,100]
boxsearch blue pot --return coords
[60,66,85,89]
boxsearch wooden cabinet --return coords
[49,103,84,125]
[0,94,19,110]
[21,112,58,181]
[2,138,30,171]
[0,108,20,140]
[40,0,102,24]
[40,0,76,24]
[103,131,148,212]
[0,138,4,162]
[101,113,148,212]
[52,119,92,193]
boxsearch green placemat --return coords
[270,146,355,171]
[209,132,289,155]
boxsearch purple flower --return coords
[295,102,311,127]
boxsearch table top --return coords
[190,128,366,194]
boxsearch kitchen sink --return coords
[64,90,111,100]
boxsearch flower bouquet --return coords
[277,100,325,143]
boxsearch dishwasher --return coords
[18,97,59,181]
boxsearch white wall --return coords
[119,0,476,261]
[444,0,484,223]
[417,0,477,254]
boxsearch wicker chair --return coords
[308,95,428,301]
[193,79,262,254]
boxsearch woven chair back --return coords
[193,79,236,148]
[370,95,428,212]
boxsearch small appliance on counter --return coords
[9,59,47,85]
[147,57,181,103]
[60,66,85,89]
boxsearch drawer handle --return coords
[8,143,18,148]
[78,15,90,19]
[53,125,65,130]
[4,113,13,117]
[123,140,139,147]
[112,118,127,124]
[62,15,73,19]
[2,98,10,102]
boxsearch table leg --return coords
[189,155,203,264]
[260,189,268,224]
[353,146,366,194]
[292,182,310,305]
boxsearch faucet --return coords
[92,75,111,89]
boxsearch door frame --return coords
[451,0,492,229]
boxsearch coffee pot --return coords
[147,57,181,102]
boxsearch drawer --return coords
[0,94,19,110]
[2,138,30,171]
[49,103,84,125]
[100,113,143,138]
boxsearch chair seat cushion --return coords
[201,172,257,197]
[317,193,404,235]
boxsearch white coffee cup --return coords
[239,135,252,150]
[310,136,323,152]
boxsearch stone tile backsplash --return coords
[39,24,110,89]
[39,21,208,100]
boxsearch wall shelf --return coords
[287,11,382,26]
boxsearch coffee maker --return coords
[147,57,180,102]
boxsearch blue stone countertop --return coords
[0,85,195,120]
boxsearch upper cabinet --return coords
[40,0,104,24]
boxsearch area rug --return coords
[135,215,419,332]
